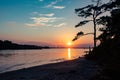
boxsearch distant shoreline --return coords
[0,40,92,50]
[0,47,89,50]
[0,46,91,50]
[0,40,50,50]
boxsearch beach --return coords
[0,57,100,80]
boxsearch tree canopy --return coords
[73,0,103,48]
[84,0,120,79]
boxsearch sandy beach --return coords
[0,57,100,80]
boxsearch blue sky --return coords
[0,0,93,46]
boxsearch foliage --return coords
[85,0,120,79]
[73,0,103,48]
[72,31,84,41]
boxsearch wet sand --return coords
[0,57,100,80]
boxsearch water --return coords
[0,48,87,73]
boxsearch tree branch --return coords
[72,32,94,41]
[75,20,93,27]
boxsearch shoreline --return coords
[0,57,100,80]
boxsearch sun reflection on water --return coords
[68,48,71,60]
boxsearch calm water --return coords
[0,48,87,73]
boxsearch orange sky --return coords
[0,0,99,47]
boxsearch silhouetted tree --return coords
[96,0,120,43]
[73,0,103,48]
[85,0,120,79]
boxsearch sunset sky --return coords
[0,0,95,47]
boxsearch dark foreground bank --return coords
[0,58,100,80]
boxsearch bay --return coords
[0,48,88,73]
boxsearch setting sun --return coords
[67,42,72,46]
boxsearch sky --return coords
[0,0,94,47]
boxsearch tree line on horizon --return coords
[0,40,50,50]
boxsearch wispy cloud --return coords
[30,17,62,23]
[38,0,43,2]
[32,12,38,15]
[46,0,58,8]
[45,0,65,9]
[53,6,65,9]
[25,23,46,27]
[54,23,66,27]
[39,13,54,17]
[25,15,64,27]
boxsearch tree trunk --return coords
[93,17,96,48]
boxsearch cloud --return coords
[45,0,65,9]
[53,6,65,9]
[38,0,43,2]
[54,23,66,27]
[25,16,64,27]
[26,11,65,28]
[32,12,38,15]
[30,17,62,23]
[25,23,46,27]
[39,13,54,17]
[46,1,58,8]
